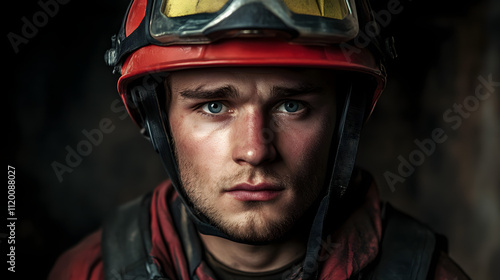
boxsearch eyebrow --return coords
[178,85,238,100]
[270,83,324,99]
[177,83,323,100]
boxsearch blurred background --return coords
[4,0,499,279]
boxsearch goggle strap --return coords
[106,0,157,69]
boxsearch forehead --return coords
[167,67,335,91]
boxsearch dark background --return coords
[4,0,499,279]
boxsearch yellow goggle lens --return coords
[163,0,348,19]
[283,0,348,19]
[163,0,229,18]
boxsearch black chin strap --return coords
[303,82,368,279]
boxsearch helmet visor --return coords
[106,0,361,69]
[164,0,349,20]
[151,0,358,45]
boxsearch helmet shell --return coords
[118,39,385,125]
[116,0,387,126]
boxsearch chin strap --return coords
[303,82,368,279]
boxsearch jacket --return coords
[49,179,470,280]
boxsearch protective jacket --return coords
[49,174,469,280]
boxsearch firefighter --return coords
[50,0,469,279]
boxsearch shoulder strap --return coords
[101,193,167,280]
[360,203,444,280]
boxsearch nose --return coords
[231,110,277,166]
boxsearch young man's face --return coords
[168,67,337,243]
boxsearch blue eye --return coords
[277,101,304,113]
[202,101,227,114]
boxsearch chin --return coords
[206,205,305,244]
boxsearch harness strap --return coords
[101,193,166,280]
[102,195,442,280]
[360,203,443,280]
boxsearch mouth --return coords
[225,183,285,202]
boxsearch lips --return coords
[225,183,284,202]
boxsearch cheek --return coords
[276,116,334,170]
[170,115,231,174]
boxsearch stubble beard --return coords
[176,154,323,244]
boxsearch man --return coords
[50,0,470,279]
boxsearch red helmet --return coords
[106,0,392,127]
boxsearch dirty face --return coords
[168,67,337,243]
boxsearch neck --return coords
[199,232,306,273]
